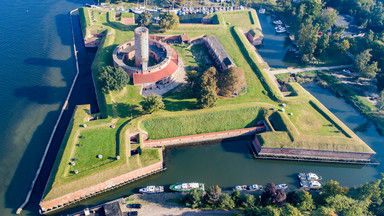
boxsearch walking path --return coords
[270,64,352,75]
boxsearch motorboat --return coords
[300,180,322,189]
[273,20,283,25]
[233,185,248,191]
[139,185,164,194]
[248,184,263,190]
[276,184,288,190]
[170,182,205,192]
[297,173,322,181]
[259,8,265,14]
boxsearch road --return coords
[269,65,352,75]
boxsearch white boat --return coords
[139,185,164,194]
[233,185,248,191]
[273,20,283,25]
[275,27,286,33]
[300,180,322,189]
[248,184,263,190]
[297,173,322,181]
[259,8,265,14]
[276,184,288,190]
[146,7,158,12]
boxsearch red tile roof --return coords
[133,50,178,85]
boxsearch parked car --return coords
[127,211,138,216]
[128,204,142,209]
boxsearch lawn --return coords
[141,106,266,139]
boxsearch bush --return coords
[142,94,165,114]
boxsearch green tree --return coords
[97,66,129,94]
[243,206,281,216]
[319,180,349,204]
[185,70,199,89]
[217,66,245,97]
[280,203,303,216]
[311,206,337,216]
[204,185,222,207]
[317,7,338,32]
[159,12,179,30]
[297,20,320,63]
[231,190,241,207]
[138,11,152,27]
[354,49,379,78]
[316,34,330,55]
[297,190,315,211]
[142,94,165,114]
[196,67,218,109]
[325,194,370,216]
[240,194,256,208]
[218,193,235,209]
[338,39,350,54]
[379,90,384,110]
[183,189,204,209]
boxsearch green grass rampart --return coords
[232,26,281,101]
[141,106,265,139]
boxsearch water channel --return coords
[256,12,299,68]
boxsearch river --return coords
[0,0,382,215]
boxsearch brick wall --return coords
[143,127,265,148]
[40,162,163,212]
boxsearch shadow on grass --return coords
[115,119,131,156]
[115,103,141,118]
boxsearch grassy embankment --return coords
[43,7,375,203]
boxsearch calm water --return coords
[0,0,382,214]
[257,12,299,68]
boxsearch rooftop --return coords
[203,36,235,67]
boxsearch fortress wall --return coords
[40,161,164,214]
[143,127,265,148]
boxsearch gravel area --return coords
[125,193,240,216]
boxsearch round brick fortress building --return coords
[113,26,180,90]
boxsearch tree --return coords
[338,39,350,54]
[354,49,379,78]
[261,183,286,206]
[217,66,245,97]
[280,203,303,216]
[204,185,221,207]
[311,206,337,216]
[231,190,241,207]
[138,11,152,27]
[159,12,179,30]
[142,94,165,114]
[325,194,370,216]
[379,90,384,110]
[297,191,315,211]
[240,194,256,208]
[183,189,204,209]
[218,193,235,209]
[297,20,320,63]
[97,66,129,94]
[243,206,281,216]
[320,180,349,203]
[316,34,330,56]
[317,7,338,32]
[196,67,218,108]
[185,70,199,90]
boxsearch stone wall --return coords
[251,136,375,164]
[40,161,164,214]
